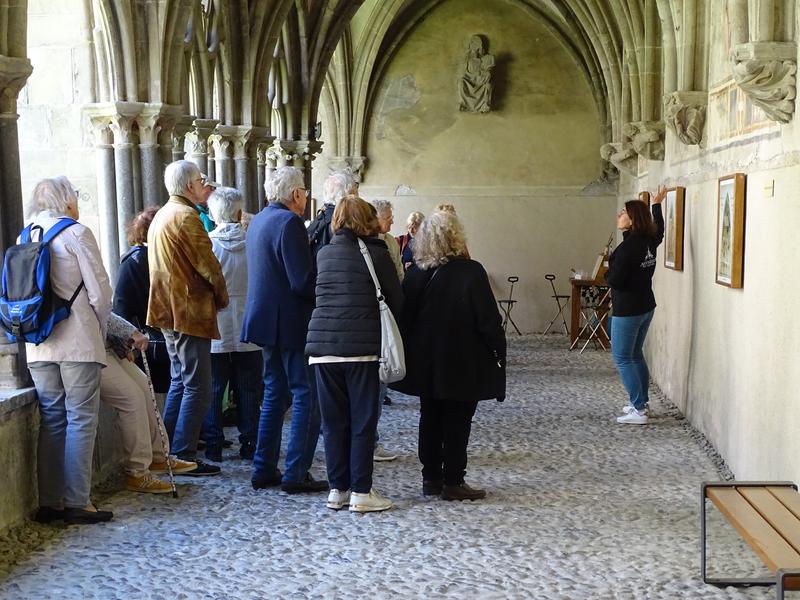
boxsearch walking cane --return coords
[140,350,178,498]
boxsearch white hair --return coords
[369,199,393,217]
[406,211,424,228]
[208,187,244,224]
[413,210,468,269]
[323,171,356,206]
[26,176,77,219]
[267,166,305,204]
[164,160,201,197]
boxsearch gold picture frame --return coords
[664,187,685,271]
[638,191,651,206]
[716,173,746,288]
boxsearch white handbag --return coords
[357,239,406,383]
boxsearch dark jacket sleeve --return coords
[652,203,665,246]
[113,252,147,330]
[604,242,635,290]
[372,246,404,318]
[470,263,506,362]
[281,216,317,300]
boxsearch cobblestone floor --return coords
[0,336,775,599]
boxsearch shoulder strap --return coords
[357,238,383,300]
[41,218,78,244]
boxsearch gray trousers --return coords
[29,361,102,509]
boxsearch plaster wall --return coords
[350,0,615,332]
[626,0,800,483]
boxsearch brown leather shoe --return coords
[422,480,443,496]
[441,482,487,501]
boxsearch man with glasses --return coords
[147,160,229,476]
[242,166,327,494]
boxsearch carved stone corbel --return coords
[599,142,638,176]
[622,121,665,160]
[328,156,367,183]
[663,91,707,146]
[732,42,797,123]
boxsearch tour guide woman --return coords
[605,186,665,425]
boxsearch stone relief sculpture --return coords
[732,42,797,124]
[459,35,495,113]
[599,142,638,176]
[622,121,665,161]
[664,91,707,146]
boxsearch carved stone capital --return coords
[88,116,114,147]
[135,111,161,147]
[599,142,638,176]
[732,42,797,123]
[663,91,707,146]
[328,156,367,183]
[268,140,324,168]
[0,56,33,114]
[186,119,220,156]
[622,121,665,161]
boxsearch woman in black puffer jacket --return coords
[306,196,403,513]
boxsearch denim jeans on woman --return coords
[610,309,655,411]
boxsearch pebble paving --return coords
[0,336,776,598]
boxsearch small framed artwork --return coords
[664,187,686,271]
[716,173,746,288]
[639,191,651,206]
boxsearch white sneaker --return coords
[326,489,351,510]
[373,445,398,462]
[617,408,649,424]
[349,489,393,513]
[622,404,650,416]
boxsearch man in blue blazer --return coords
[242,166,327,494]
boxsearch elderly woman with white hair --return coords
[308,170,357,260]
[395,210,505,502]
[202,187,263,462]
[22,177,114,524]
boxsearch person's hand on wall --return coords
[652,185,667,204]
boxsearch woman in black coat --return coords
[306,196,403,513]
[113,207,171,392]
[394,210,505,501]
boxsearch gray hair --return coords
[413,210,468,270]
[267,166,305,204]
[407,211,425,228]
[208,187,244,224]
[164,160,201,197]
[26,176,77,219]
[369,199,393,217]
[323,171,356,206]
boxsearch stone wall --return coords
[316,0,616,333]
[626,1,800,482]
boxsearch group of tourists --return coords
[20,159,510,523]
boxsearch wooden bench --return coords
[702,481,800,598]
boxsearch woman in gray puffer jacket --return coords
[306,196,403,514]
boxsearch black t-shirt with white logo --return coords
[605,204,664,317]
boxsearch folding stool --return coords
[540,273,570,337]
[498,276,522,336]
[569,285,611,353]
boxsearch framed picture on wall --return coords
[664,187,685,271]
[639,191,651,206]
[716,173,746,288]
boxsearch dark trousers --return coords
[203,351,264,449]
[315,362,380,494]
[418,398,479,485]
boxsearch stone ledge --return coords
[0,387,36,418]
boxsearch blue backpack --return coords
[0,218,84,345]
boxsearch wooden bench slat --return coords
[707,487,800,573]
[740,488,800,556]
[769,487,800,521]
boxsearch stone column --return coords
[136,110,162,208]
[256,144,268,209]
[750,0,775,42]
[110,112,138,256]
[186,118,218,175]
[0,55,34,388]
[273,139,323,217]
[88,119,120,280]
[212,126,236,187]
[171,115,195,163]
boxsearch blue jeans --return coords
[162,330,212,461]
[315,362,380,493]
[204,351,263,450]
[252,346,320,484]
[29,361,102,509]
[610,310,655,411]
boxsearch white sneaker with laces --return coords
[326,489,351,510]
[617,407,649,424]
[373,445,398,462]
[622,404,650,416]
[349,489,393,513]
